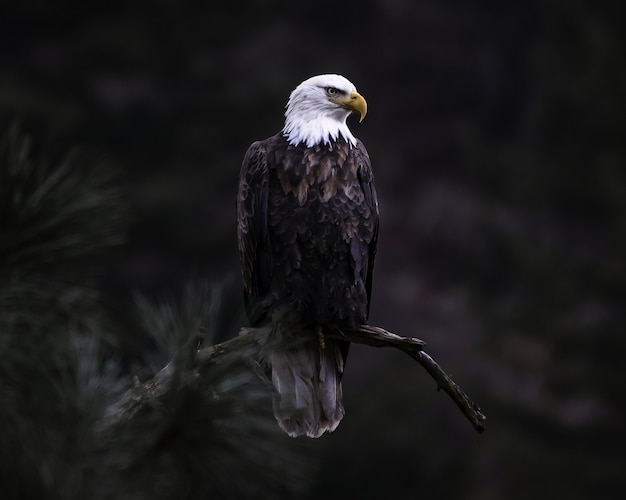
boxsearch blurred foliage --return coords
[0,124,316,499]
[1,0,625,499]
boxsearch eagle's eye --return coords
[326,87,339,96]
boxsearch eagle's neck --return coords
[282,105,356,149]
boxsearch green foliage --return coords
[0,123,315,500]
[0,123,126,281]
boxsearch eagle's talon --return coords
[317,325,326,350]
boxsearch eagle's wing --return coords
[354,139,379,318]
[237,139,271,325]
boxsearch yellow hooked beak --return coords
[330,91,368,122]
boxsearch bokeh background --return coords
[2,1,625,498]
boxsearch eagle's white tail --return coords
[265,324,345,438]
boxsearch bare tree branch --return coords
[335,325,486,433]
[103,324,486,434]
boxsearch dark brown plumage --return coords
[236,74,379,437]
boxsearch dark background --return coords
[2,1,625,498]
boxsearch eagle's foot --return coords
[317,325,326,350]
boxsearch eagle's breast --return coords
[262,136,374,325]
[277,141,362,233]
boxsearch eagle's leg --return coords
[317,324,326,350]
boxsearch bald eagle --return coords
[237,74,379,438]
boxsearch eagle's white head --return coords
[282,74,367,148]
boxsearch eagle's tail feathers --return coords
[266,326,345,438]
